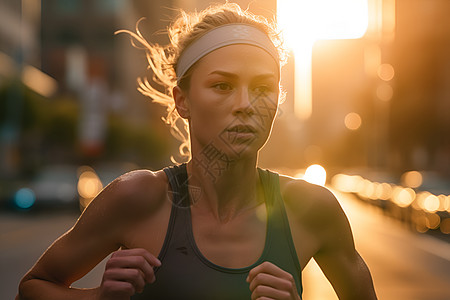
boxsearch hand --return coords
[246,261,300,300]
[97,248,161,300]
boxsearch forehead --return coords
[192,44,280,79]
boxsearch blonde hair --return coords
[116,2,286,163]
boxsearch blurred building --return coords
[40,0,173,111]
[261,0,450,178]
[1,0,180,176]
[1,0,449,178]
[389,0,450,175]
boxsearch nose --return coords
[232,87,255,117]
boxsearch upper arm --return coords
[282,178,377,299]
[21,169,167,287]
[314,247,377,299]
[311,189,377,299]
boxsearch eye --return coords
[254,86,269,94]
[212,82,233,92]
[253,84,275,94]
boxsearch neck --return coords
[186,155,263,222]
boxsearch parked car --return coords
[416,171,450,195]
[12,165,79,210]
[0,178,26,210]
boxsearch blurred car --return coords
[12,165,79,210]
[9,162,139,211]
[416,171,450,195]
[0,178,26,210]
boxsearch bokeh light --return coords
[422,194,440,213]
[14,188,36,209]
[441,218,450,234]
[332,172,449,236]
[401,171,423,188]
[427,213,441,230]
[376,83,394,101]
[377,63,395,81]
[303,164,327,186]
[392,187,415,207]
[344,112,362,130]
[376,182,393,200]
[77,167,103,208]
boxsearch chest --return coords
[191,209,267,268]
[131,203,303,300]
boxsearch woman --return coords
[17,3,377,300]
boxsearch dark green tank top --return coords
[131,164,302,299]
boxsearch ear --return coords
[173,86,190,119]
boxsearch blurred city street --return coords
[1,190,449,300]
[1,0,450,299]
[302,190,450,300]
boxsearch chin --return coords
[222,138,265,160]
[193,132,266,161]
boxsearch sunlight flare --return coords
[278,0,369,120]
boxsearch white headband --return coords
[176,23,279,81]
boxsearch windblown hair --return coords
[116,2,286,163]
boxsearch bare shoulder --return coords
[66,167,171,254]
[86,168,169,221]
[278,174,343,226]
[277,173,355,250]
[17,168,171,291]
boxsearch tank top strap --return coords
[158,164,191,266]
[257,167,289,224]
[163,163,190,208]
[257,167,276,208]
[257,168,303,295]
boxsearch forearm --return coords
[349,253,377,300]
[17,278,99,300]
[334,253,377,300]
[315,251,377,300]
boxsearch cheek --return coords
[250,93,279,128]
[187,94,230,135]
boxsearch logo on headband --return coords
[232,25,251,39]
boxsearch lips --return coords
[225,124,257,142]
[227,124,256,133]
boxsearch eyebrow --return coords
[208,70,277,80]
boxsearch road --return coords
[302,190,450,300]
[1,191,450,300]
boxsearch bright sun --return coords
[277,0,369,120]
[278,0,369,46]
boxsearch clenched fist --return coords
[97,248,161,300]
[247,261,300,300]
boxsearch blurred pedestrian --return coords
[17,3,377,299]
